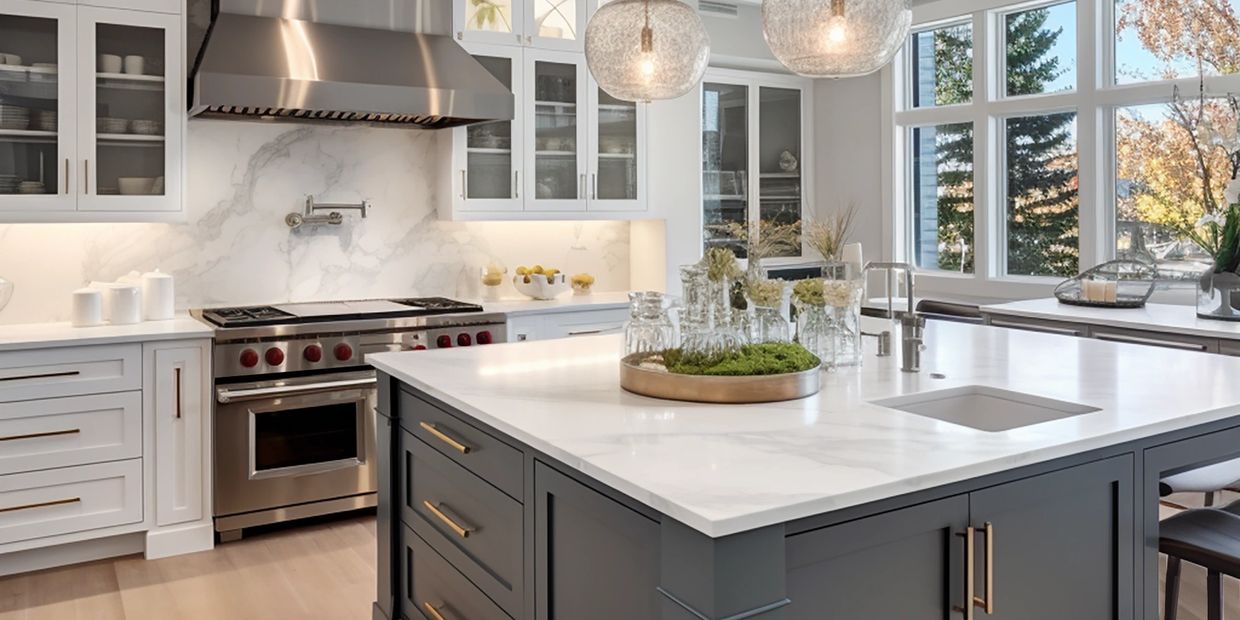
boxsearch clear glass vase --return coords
[1198,270,1240,321]
[795,303,831,360]
[751,305,791,344]
[624,292,676,356]
[822,274,864,368]
[683,274,746,356]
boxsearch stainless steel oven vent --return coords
[196,105,464,130]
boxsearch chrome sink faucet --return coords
[863,262,926,373]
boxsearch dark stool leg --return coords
[1165,556,1182,620]
[1208,569,1223,620]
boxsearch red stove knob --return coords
[240,348,259,368]
[333,343,354,361]
[436,335,453,349]
[265,347,285,366]
[457,333,473,347]
[476,330,493,345]
[303,344,323,363]
[412,344,428,351]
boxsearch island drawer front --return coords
[1222,340,1240,357]
[0,392,143,476]
[985,315,1090,338]
[0,344,141,403]
[401,429,524,615]
[0,459,143,546]
[399,389,523,501]
[401,524,514,620]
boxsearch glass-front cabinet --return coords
[455,0,588,51]
[79,7,180,213]
[701,69,812,260]
[0,1,181,220]
[453,43,524,213]
[525,50,587,211]
[0,0,75,213]
[588,83,645,211]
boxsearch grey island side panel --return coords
[374,374,1240,620]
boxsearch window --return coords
[895,0,1240,291]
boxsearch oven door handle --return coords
[217,377,377,403]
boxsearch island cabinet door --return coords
[785,495,970,619]
[533,461,660,620]
[968,454,1134,620]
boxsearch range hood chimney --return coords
[186,0,514,129]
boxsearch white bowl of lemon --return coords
[513,266,570,300]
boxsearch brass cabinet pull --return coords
[591,172,597,200]
[64,158,69,194]
[977,522,994,614]
[0,428,80,442]
[0,370,80,383]
[174,367,183,419]
[83,159,89,194]
[514,170,519,199]
[418,422,471,454]
[422,602,447,620]
[0,496,81,514]
[422,500,473,538]
[955,527,976,620]
[460,170,467,200]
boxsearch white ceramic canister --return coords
[141,269,174,320]
[71,288,103,327]
[106,284,142,325]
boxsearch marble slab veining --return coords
[369,319,1240,538]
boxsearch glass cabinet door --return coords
[588,84,644,211]
[525,51,586,211]
[757,86,803,259]
[702,82,749,257]
[455,0,521,45]
[527,0,586,50]
[0,1,76,212]
[78,7,180,212]
[456,45,523,212]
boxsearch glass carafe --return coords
[624,291,675,356]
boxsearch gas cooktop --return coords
[198,297,484,328]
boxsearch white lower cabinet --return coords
[0,337,212,567]
[147,341,209,527]
[506,307,629,342]
[0,459,143,547]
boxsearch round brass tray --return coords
[620,354,822,404]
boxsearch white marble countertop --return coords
[0,315,214,352]
[368,319,1240,538]
[981,298,1240,341]
[481,291,630,317]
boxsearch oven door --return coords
[214,371,378,518]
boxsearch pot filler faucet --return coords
[863,262,926,373]
[286,195,371,229]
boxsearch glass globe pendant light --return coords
[585,0,710,103]
[762,0,912,78]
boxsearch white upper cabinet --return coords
[453,43,525,214]
[0,0,183,222]
[454,0,589,51]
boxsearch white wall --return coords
[0,122,631,325]
[700,4,784,72]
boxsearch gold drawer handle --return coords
[422,602,448,620]
[0,370,81,383]
[0,497,81,514]
[0,428,81,442]
[419,422,471,454]
[422,500,473,539]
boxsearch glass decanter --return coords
[624,291,676,356]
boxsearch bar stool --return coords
[1160,507,1240,620]
[1160,459,1240,507]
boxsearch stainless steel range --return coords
[193,298,506,541]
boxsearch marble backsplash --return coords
[0,121,631,325]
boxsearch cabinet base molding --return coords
[0,531,144,577]
[144,520,214,560]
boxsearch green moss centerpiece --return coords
[621,343,822,404]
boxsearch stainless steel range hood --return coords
[186,0,514,129]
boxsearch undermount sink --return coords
[870,385,1101,432]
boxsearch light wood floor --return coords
[0,516,376,620]
[0,506,1237,619]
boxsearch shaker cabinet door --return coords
[968,455,1135,620]
[786,495,970,620]
[534,461,660,620]
[148,341,209,527]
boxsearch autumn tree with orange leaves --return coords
[1114,0,1240,267]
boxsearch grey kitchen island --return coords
[368,319,1240,620]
